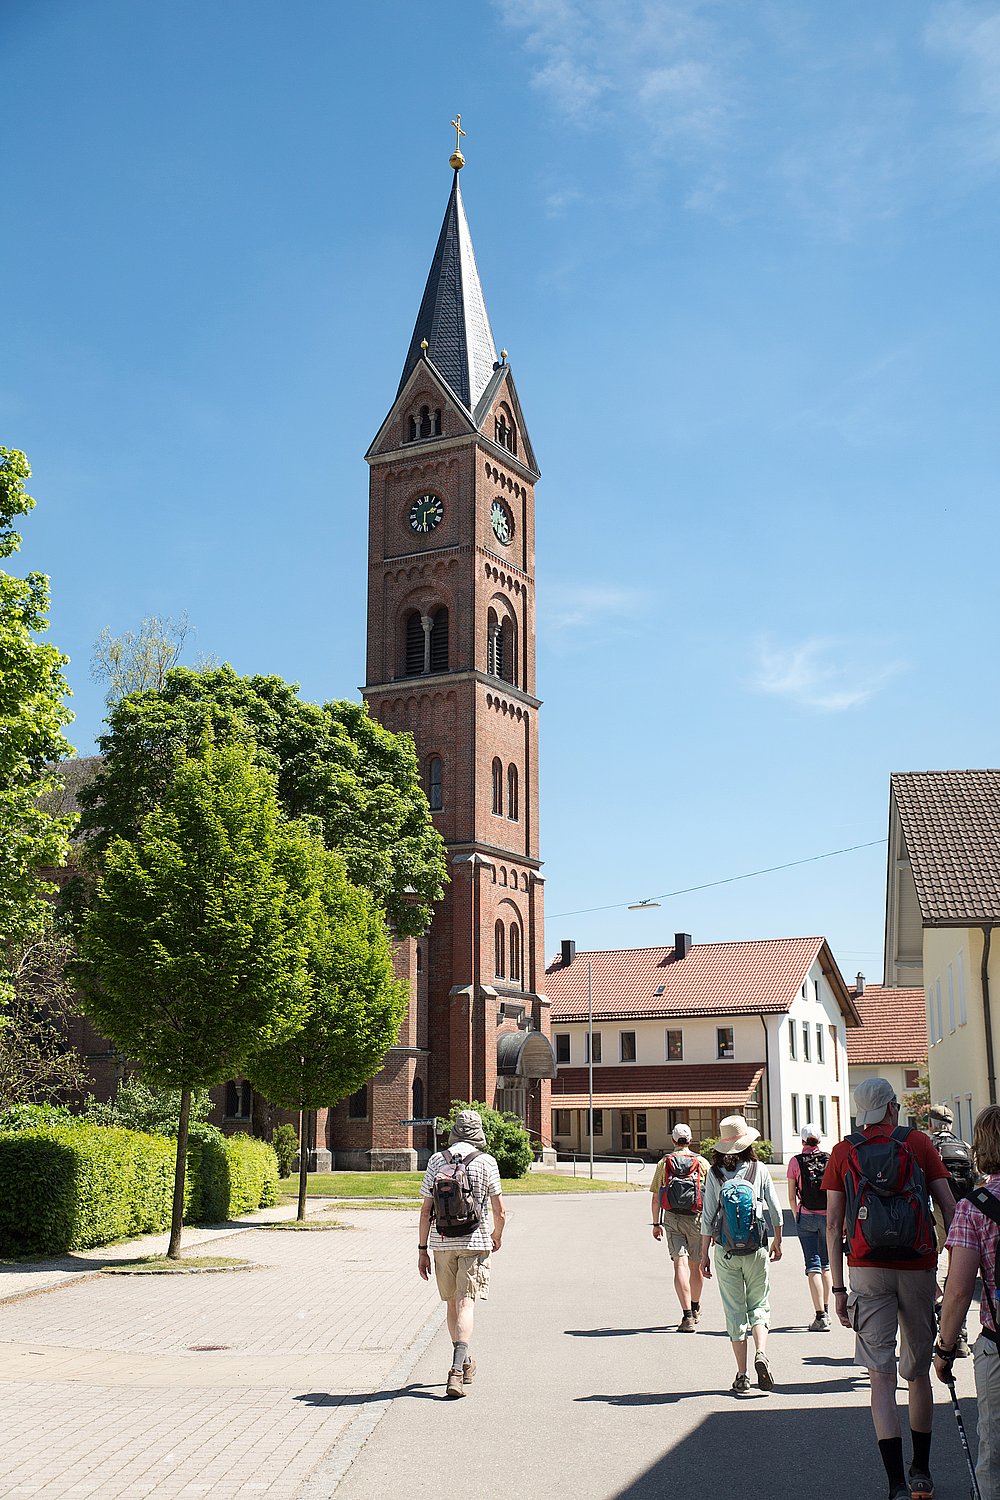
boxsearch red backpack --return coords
[842,1127,935,1262]
[658,1153,704,1217]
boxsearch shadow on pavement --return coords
[565,1326,674,1338]
[295,1384,439,1408]
[577,1371,867,1404]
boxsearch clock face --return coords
[491,498,514,546]
[409,493,444,534]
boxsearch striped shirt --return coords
[946,1175,1000,1335]
[421,1145,502,1253]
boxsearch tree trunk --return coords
[297,1105,308,1222]
[167,1086,192,1260]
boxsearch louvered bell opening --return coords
[404,613,424,676]
[429,608,449,672]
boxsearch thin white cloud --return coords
[541,581,650,645]
[925,2,1000,166]
[749,635,905,713]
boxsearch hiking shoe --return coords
[678,1312,697,1333]
[808,1312,830,1332]
[754,1350,774,1390]
[462,1358,476,1384]
[889,1488,911,1500]
[730,1373,751,1395]
[691,1305,702,1323]
[446,1369,466,1399]
[908,1469,934,1499]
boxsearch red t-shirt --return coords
[821,1124,949,1271]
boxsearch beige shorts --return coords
[433,1250,491,1302]
[660,1210,703,1260]
[847,1266,936,1379]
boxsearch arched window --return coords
[487,608,501,677]
[487,607,516,684]
[405,611,425,676]
[495,405,517,456]
[407,415,417,441]
[419,405,432,439]
[509,922,522,984]
[507,764,518,821]
[429,608,448,673]
[491,758,503,815]
[412,1076,424,1120]
[499,868,507,886]
[428,757,443,811]
[433,408,442,435]
[494,919,506,979]
[348,1084,368,1120]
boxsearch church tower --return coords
[357,135,554,1164]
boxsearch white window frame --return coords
[585,1031,602,1065]
[815,1024,824,1063]
[619,1031,636,1063]
[717,1026,735,1061]
[948,964,956,1033]
[819,1096,827,1135]
[665,1028,683,1061]
[802,1021,811,1062]
[927,987,937,1045]
[792,1094,800,1133]
[958,951,968,1025]
[788,1022,797,1060]
[935,979,944,1042]
[554,1032,571,1065]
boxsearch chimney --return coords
[674,933,693,960]
[561,939,576,967]
[856,971,865,996]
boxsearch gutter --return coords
[983,925,997,1106]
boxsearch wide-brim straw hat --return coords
[717,1114,760,1154]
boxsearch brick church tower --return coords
[328,142,555,1169]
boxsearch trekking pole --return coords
[945,1373,983,1500]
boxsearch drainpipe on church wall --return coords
[982,925,997,1107]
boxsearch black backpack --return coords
[932,1131,976,1201]
[430,1149,484,1238]
[795,1151,829,1212]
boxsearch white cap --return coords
[671,1123,692,1143]
[800,1123,820,1141]
[854,1077,897,1128]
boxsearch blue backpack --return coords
[715,1160,768,1258]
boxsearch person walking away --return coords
[825,1078,956,1500]
[935,1104,1000,1500]
[699,1114,783,1395]
[418,1109,505,1399]
[651,1124,711,1332]
[787,1123,832,1330]
[929,1102,977,1358]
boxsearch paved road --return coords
[331,1191,981,1500]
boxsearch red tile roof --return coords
[892,771,1000,925]
[545,937,858,1024]
[845,984,927,1066]
[550,1062,765,1111]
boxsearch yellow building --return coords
[884,770,1000,1140]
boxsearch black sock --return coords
[878,1437,905,1492]
[452,1341,469,1371]
[691,1300,700,1312]
[910,1429,932,1474]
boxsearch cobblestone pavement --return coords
[0,1207,439,1500]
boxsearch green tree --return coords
[73,742,314,1257]
[76,667,446,937]
[441,1100,534,1178]
[903,1073,931,1130]
[91,612,192,707]
[0,925,88,1109]
[248,837,408,1219]
[0,449,75,997]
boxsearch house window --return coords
[936,979,944,1041]
[717,1027,734,1061]
[494,920,505,979]
[554,1033,570,1064]
[224,1080,252,1119]
[666,1029,683,1061]
[348,1084,368,1120]
[554,1110,571,1136]
[591,1109,604,1137]
[814,978,821,1004]
[904,1068,920,1089]
[791,1094,800,1133]
[428,757,443,811]
[927,987,937,1045]
[491,758,503,815]
[802,1022,810,1062]
[635,1112,648,1151]
[805,1094,814,1123]
[507,764,518,821]
[819,1096,827,1135]
[620,1031,637,1063]
[947,965,956,1033]
[508,922,522,984]
[788,1023,797,1060]
[958,952,967,1025]
[585,1031,602,1064]
[815,1024,824,1063]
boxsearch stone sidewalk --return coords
[0,1202,441,1499]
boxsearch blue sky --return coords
[4,1,999,979]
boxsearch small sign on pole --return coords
[399,1117,438,1126]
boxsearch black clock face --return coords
[491,499,513,545]
[409,493,444,534]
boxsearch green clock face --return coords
[491,498,514,545]
[409,493,444,534]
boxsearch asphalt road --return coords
[329,1189,981,1500]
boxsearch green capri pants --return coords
[714,1245,771,1341]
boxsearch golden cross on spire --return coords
[449,114,466,171]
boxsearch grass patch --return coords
[254,1219,352,1231]
[276,1172,640,1198]
[101,1254,258,1274]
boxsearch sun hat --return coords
[854,1077,897,1128]
[929,1103,954,1127]
[672,1123,693,1143]
[449,1109,488,1150]
[716,1114,760,1154]
[800,1123,821,1142]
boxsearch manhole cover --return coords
[187,1344,231,1352]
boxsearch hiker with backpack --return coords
[698,1114,783,1395]
[935,1105,1000,1500]
[929,1102,977,1360]
[417,1109,505,1399]
[650,1124,711,1332]
[787,1123,832,1331]
[824,1077,956,1500]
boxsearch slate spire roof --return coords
[397,170,498,414]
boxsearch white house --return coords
[545,935,860,1164]
[845,977,927,1129]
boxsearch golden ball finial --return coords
[420,338,429,353]
[449,149,465,172]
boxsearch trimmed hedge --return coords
[0,1124,280,1258]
